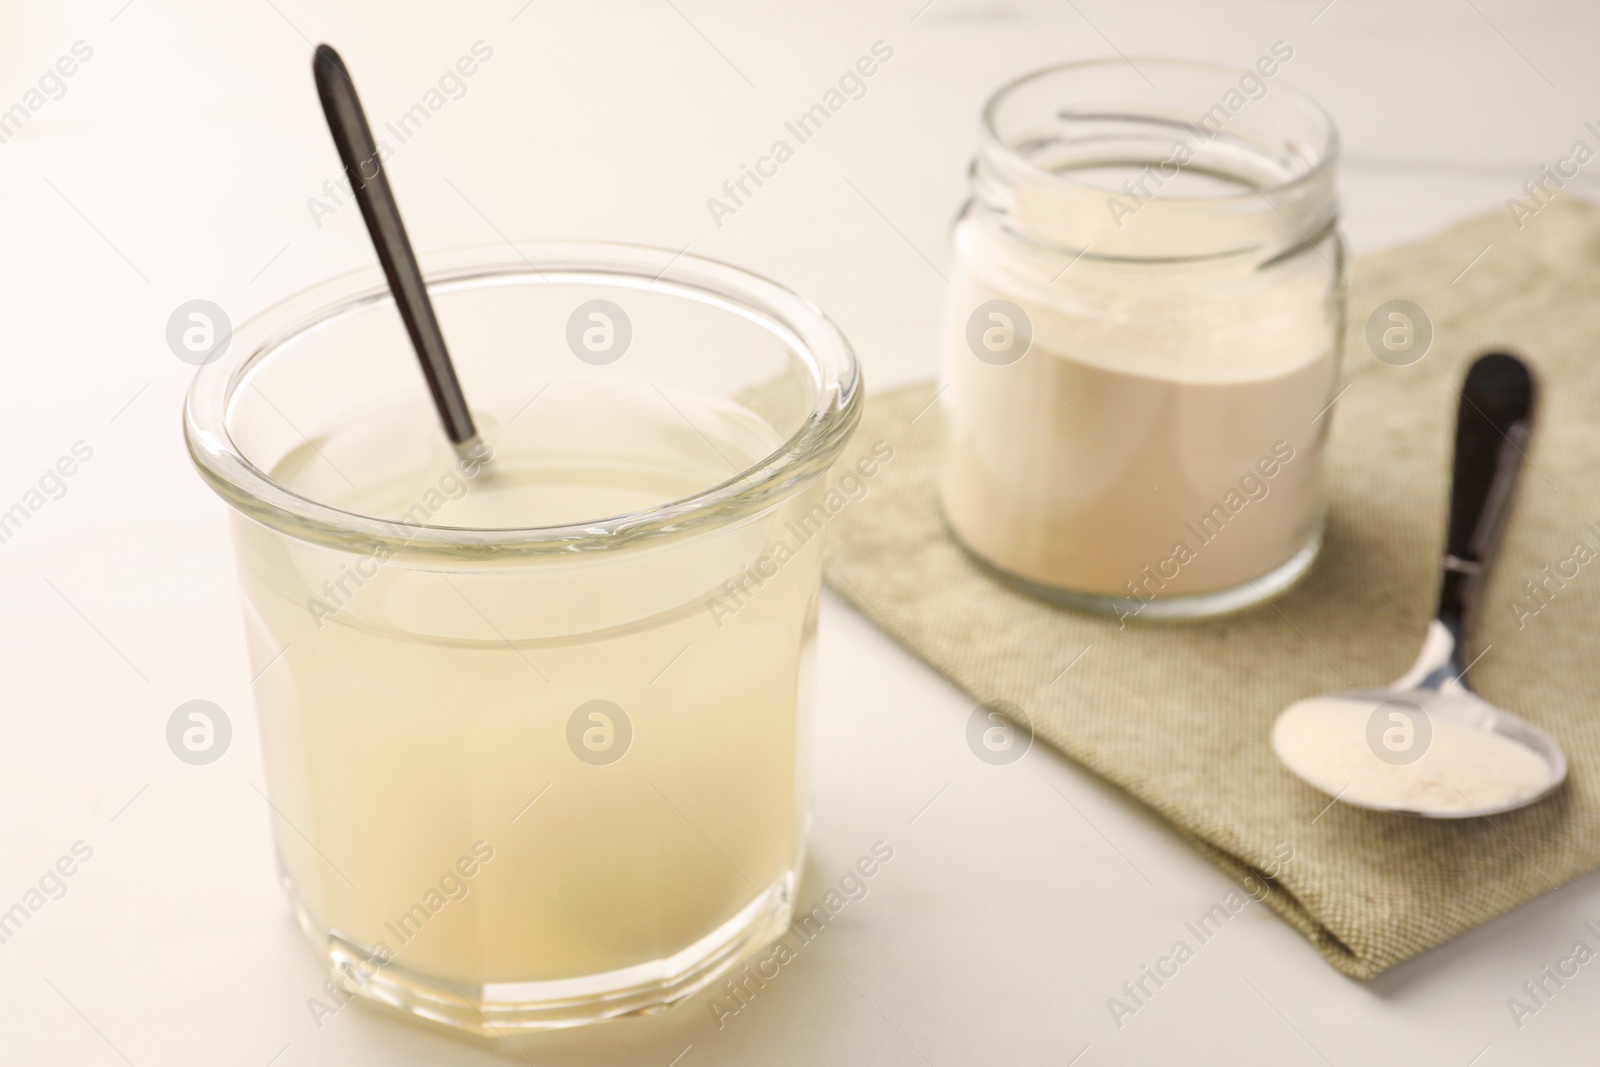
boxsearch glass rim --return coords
[978,56,1341,204]
[183,242,862,560]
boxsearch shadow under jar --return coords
[183,244,860,1033]
[939,56,1346,619]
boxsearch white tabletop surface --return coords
[3,1,1598,1064]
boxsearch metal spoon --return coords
[312,44,488,467]
[1272,352,1566,818]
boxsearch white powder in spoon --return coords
[1272,696,1556,816]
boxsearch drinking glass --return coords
[184,243,860,1032]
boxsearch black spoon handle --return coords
[1436,352,1537,639]
[313,44,478,447]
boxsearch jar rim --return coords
[183,242,862,560]
[978,56,1341,205]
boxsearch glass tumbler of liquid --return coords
[183,244,860,1032]
[939,56,1346,619]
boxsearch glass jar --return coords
[939,56,1345,619]
[183,243,860,1032]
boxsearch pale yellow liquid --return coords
[232,380,820,987]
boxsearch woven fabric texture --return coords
[821,200,1600,978]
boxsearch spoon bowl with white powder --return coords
[1272,353,1567,818]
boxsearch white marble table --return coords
[2,1,1597,1063]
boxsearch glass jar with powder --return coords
[939,55,1345,618]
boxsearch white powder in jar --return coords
[1272,696,1557,816]
[938,210,1339,600]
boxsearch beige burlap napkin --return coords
[823,198,1600,979]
